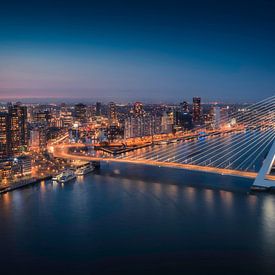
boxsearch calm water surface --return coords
[1,163,275,274]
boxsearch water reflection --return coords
[204,189,214,210]
[2,192,11,208]
[77,176,85,183]
[167,184,179,198]
[40,180,46,193]
[185,186,196,203]
[262,196,275,250]
[247,194,258,212]
[218,190,234,217]
[152,182,162,196]
[1,164,275,274]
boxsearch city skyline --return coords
[1,0,275,102]
[1,1,275,274]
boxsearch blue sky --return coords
[0,0,274,102]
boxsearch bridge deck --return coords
[52,146,274,180]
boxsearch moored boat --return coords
[75,162,95,176]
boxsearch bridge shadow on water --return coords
[95,162,254,194]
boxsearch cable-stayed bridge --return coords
[52,95,275,189]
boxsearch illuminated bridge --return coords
[52,95,275,189]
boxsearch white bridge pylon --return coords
[253,140,275,188]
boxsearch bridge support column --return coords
[252,140,275,190]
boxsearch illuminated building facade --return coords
[192,97,201,125]
[108,102,117,125]
[133,102,144,117]
[0,112,10,158]
[96,102,102,116]
[75,103,87,123]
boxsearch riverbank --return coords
[0,175,52,194]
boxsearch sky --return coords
[0,0,275,103]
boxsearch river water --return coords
[0,163,275,274]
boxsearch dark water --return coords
[1,163,275,274]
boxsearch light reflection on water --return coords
[262,196,275,250]
[0,163,275,273]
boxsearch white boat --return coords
[54,169,76,183]
[52,174,62,181]
[75,163,95,176]
[59,169,76,183]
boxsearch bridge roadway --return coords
[52,145,271,180]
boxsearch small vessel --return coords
[53,169,76,183]
[75,162,95,176]
[59,169,76,183]
[52,174,61,181]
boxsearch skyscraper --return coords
[180,101,189,113]
[124,115,153,139]
[8,104,28,156]
[0,112,11,158]
[74,103,87,123]
[108,102,117,125]
[192,97,201,125]
[161,111,174,133]
[212,106,221,129]
[96,102,102,116]
[133,102,144,117]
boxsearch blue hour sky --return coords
[0,0,275,102]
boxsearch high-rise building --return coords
[69,123,80,142]
[108,102,117,125]
[75,103,87,123]
[0,104,28,158]
[174,110,193,130]
[0,112,11,158]
[192,97,201,125]
[182,113,193,130]
[133,102,144,117]
[212,106,221,129]
[124,115,153,139]
[29,127,47,150]
[33,111,51,125]
[180,101,189,113]
[60,106,73,128]
[96,102,102,116]
[8,104,28,156]
[161,111,174,134]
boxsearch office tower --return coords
[180,101,189,113]
[124,114,153,139]
[60,106,73,128]
[107,125,122,141]
[33,110,51,126]
[161,111,174,134]
[212,106,221,129]
[75,103,87,123]
[0,112,11,158]
[29,127,47,150]
[8,104,28,156]
[96,102,102,116]
[133,102,144,117]
[173,110,193,130]
[182,113,193,130]
[69,124,79,142]
[108,102,117,125]
[193,97,201,125]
